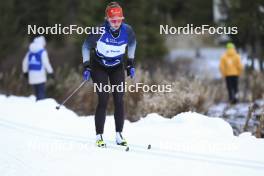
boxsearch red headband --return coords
[106,7,124,19]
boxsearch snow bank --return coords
[0,95,264,176]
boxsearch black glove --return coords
[24,73,28,79]
[48,73,55,79]
[126,59,135,78]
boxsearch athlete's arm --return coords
[42,51,53,74]
[82,33,101,64]
[22,52,29,73]
[126,24,136,59]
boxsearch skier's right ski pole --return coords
[56,80,87,110]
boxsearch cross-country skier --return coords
[82,2,136,147]
[23,36,54,101]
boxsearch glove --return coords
[83,61,91,81]
[23,73,28,79]
[48,73,55,79]
[128,67,135,78]
[83,69,91,81]
[126,59,135,78]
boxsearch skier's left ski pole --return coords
[56,80,87,110]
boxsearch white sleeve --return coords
[22,52,29,73]
[42,51,53,74]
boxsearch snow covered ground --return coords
[208,101,264,135]
[1,94,264,176]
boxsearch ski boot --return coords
[116,132,128,146]
[96,134,106,148]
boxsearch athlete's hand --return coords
[83,68,91,81]
[127,67,135,79]
[127,59,135,79]
[83,61,92,81]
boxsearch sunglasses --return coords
[108,18,123,24]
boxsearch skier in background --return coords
[219,42,243,104]
[82,2,136,147]
[23,36,54,101]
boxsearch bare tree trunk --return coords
[243,103,258,132]
[256,113,264,138]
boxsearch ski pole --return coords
[56,80,87,110]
